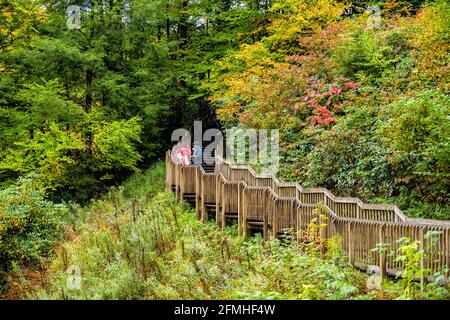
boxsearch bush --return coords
[378,90,450,204]
[300,106,394,201]
[23,163,372,300]
[332,27,398,84]
[0,173,67,289]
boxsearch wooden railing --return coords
[165,151,450,281]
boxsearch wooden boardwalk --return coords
[166,151,450,281]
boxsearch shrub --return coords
[0,173,67,289]
[301,106,393,200]
[332,27,398,84]
[377,90,450,204]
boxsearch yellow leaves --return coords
[4,218,25,231]
[232,42,278,72]
[300,202,330,255]
[408,2,450,90]
[383,0,412,15]
[0,221,4,236]
[302,284,316,292]
[100,174,114,181]
[267,0,347,51]
[216,100,242,121]
[0,1,50,52]
[3,11,12,19]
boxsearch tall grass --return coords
[18,162,448,300]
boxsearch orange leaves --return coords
[207,0,448,133]
[216,100,242,122]
[205,0,355,130]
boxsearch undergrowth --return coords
[7,163,448,300]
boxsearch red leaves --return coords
[344,81,361,90]
[329,86,343,95]
[292,77,356,127]
[310,105,336,126]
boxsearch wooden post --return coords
[293,201,299,244]
[221,183,226,230]
[379,223,386,281]
[297,205,302,246]
[175,164,179,202]
[215,175,221,226]
[201,175,206,222]
[347,222,353,264]
[195,167,200,219]
[238,183,243,236]
[419,227,425,296]
[446,229,450,283]
[180,167,184,202]
[272,199,279,240]
[242,188,248,239]
[263,189,268,241]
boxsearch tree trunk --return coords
[157,25,162,41]
[178,1,188,48]
[85,70,93,113]
[166,19,170,42]
[85,69,93,152]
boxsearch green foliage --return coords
[0,173,67,277]
[394,237,424,299]
[378,90,450,204]
[91,116,142,173]
[388,231,449,300]
[302,114,393,199]
[202,0,449,220]
[20,164,372,300]
[332,28,398,84]
[0,0,180,201]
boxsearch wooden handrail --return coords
[166,150,450,280]
[216,155,409,223]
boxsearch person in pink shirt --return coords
[178,144,192,166]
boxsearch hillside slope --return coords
[2,163,447,300]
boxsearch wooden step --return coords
[247,220,264,229]
[205,203,216,209]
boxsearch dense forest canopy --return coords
[1,0,448,218]
[0,0,449,301]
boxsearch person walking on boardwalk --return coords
[192,141,203,165]
[179,143,192,166]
